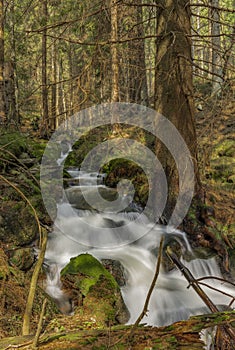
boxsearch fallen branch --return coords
[1,312,235,350]
[166,246,235,343]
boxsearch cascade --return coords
[44,166,234,329]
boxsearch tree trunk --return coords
[124,0,149,105]
[6,0,19,126]
[50,41,57,131]
[0,0,5,123]
[110,0,119,102]
[41,0,49,137]
[210,0,223,95]
[154,0,201,223]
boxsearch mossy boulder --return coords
[102,158,149,207]
[0,131,47,172]
[61,254,130,326]
[0,131,52,246]
[9,248,35,271]
[0,201,39,246]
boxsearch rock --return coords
[61,253,130,325]
[101,259,126,286]
[9,248,35,271]
[0,201,38,246]
[65,186,140,213]
[65,186,118,211]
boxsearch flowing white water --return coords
[44,166,234,341]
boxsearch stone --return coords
[61,253,130,325]
[65,186,118,211]
[9,247,35,271]
[101,259,126,286]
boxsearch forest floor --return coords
[196,96,235,253]
[196,97,235,222]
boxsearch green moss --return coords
[0,131,28,157]
[212,139,235,158]
[61,254,118,296]
[28,139,47,160]
[102,158,149,207]
[61,254,129,325]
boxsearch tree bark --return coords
[110,0,119,102]
[41,0,49,137]
[5,0,19,126]
[154,0,201,223]
[0,0,5,123]
[123,0,149,105]
[210,0,223,95]
[50,41,57,131]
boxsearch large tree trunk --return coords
[0,0,5,123]
[154,0,201,223]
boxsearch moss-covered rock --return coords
[9,248,35,271]
[0,131,47,172]
[61,254,130,326]
[102,158,149,207]
[0,131,52,246]
[0,201,38,245]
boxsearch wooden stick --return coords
[32,298,47,349]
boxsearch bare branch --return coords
[190,3,235,13]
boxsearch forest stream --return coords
[41,146,235,349]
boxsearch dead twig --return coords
[32,298,47,349]
[132,236,164,330]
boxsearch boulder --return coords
[65,186,118,211]
[61,253,130,325]
[101,259,126,287]
[9,248,35,271]
[0,201,38,246]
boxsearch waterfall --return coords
[44,167,234,330]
